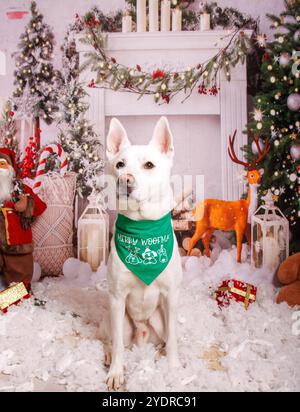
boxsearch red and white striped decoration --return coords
[33,144,68,193]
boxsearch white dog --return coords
[103,116,182,390]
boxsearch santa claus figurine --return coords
[0,148,46,286]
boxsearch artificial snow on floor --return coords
[0,246,300,392]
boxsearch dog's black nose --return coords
[117,174,135,194]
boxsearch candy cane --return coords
[33,144,68,193]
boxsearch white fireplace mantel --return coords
[78,31,251,200]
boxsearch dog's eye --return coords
[116,161,125,169]
[144,161,155,170]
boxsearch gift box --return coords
[0,280,31,313]
[215,279,257,310]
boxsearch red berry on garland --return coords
[262,52,270,61]
[111,57,117,64]
[173,72,179,80]
[198,84,207,94]
[209,85,218,96]
[89,79,95,88]
[162,95,170,104]
[136,64,142,72]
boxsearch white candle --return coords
[87,228,100,272]
[122,14,132,33]
[200,12,210,31]
[136,0,147,32]
[149,0,159,32]
[172,7,182,31]
[161,0,171,32]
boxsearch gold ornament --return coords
[290,132,297,140]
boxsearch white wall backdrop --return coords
[0,0,285,100]
[0,0,285,199]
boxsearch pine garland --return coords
[80,18,254,104]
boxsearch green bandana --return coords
[115,212,174,285]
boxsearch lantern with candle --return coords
[78,191,109,271]
[251,190,289,270]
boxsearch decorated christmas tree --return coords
[12,1,59,141]
[55,26,103,197]
[245,0,300,252]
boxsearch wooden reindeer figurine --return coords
[187,131,270,263]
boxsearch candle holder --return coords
[78,190,109,272]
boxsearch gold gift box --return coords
[0,282,30,312]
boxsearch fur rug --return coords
[0,247,299,392]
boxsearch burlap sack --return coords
[32,172,76,276]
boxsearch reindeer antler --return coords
[228,130,250,168]
[251,135,270,168]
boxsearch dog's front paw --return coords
[106,367,124,391]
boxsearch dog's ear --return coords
[106,118,131,160]
[149,116,174,157]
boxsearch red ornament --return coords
[9,111,14,117]
[136,64,142,72]
[152,69,166,80]
[262,52,270,61]
[215,279,257,310]
[111,57,117,64]
[89,79,95,88]
[173,72,179,80]
[85,15,99,27]
[20,133,40,179]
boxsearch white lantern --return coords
[251,190,289,269]
[78,191,109,271]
